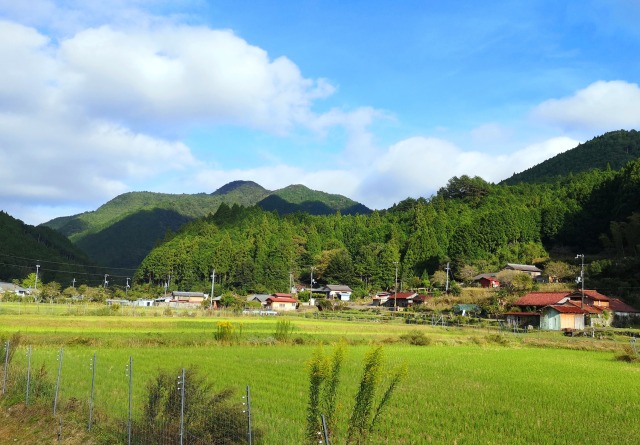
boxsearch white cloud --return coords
[352,135,579,209]
[57,25,335,133]
[532,80,640,132]
[0,15,353,224]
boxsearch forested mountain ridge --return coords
[0,211,93,284]
[502,129,640,185]
[42,182,370,268]
[136,158,640,305]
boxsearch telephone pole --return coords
[209,269,216,309]
[576,254,585,309]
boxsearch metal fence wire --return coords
[0,343,266,445]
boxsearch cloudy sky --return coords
[1,0,639,225]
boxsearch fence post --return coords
[2,340,9,395]
[26,345,32,405]
[53,348,64,415]
[88,353,96,432]
[321,414,330,445]
[246,385,252,445]
[179,368,185,445]
[127,356,133,445]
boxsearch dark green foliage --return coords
[132,367,260,444]
[0,211,93,284]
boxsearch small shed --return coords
[540,305,585,331]
[479,277,500,288]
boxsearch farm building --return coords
[172,291,206,304]
[540,304,586,331]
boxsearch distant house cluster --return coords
[505,290,639,331]
[472,263,544,288]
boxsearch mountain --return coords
[257,184,371,215]
[43,182,370,268]
[0,211,93,284]
[502,129,640,185]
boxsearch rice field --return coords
[1,304,639,444]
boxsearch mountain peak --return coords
[211,180,267,196]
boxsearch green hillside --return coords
[502,129,640,185]
[0,211,93,284]
[137,158,640,305]
[43,182,370,268]
[257,184,371,215]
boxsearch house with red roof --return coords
[372,292,429,309]
[265,293,298,312]
[511,290,639,330]
[514,292,572,310]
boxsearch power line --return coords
[0,252,138,272]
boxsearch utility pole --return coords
[209,269,216,309]
[445,262,450,293]
[393,261,399,311]
[125,278,130,296]
[35,264,40,289]
[310,266,315,293]
[103,274,109,288]
[71,278,76,289]
[576,254,585,309]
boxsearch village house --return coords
[0,281,30,297]
[318,284,353,301]
[510,290,638,330]
[502,263,543,278]
[265,293,298,312]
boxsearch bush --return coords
[399,330,432,346]
[274,319,295,342]
[214,321,242,342]
[130,366,262,444]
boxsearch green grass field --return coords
[1,304,639,444]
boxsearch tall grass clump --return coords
[615,344,640,362]
[306,344,405,445]
[214,321,242,342]
[274,319,295,342]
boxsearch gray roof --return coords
[247,294,271,302]
[323,285,353,292]
[472,273,498,281]
[504,263,542,273]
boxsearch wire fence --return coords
[2,338,311,445]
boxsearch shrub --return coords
[274,319,295,342]
[130,366,262,444]
[399,330,432,346]
[214,321,241,342]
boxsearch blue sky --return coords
[1,0,639,225]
